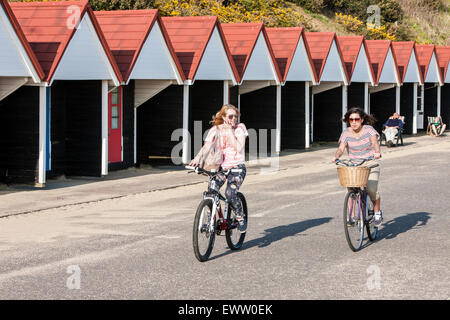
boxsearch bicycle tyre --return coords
[225,192,247,250]
[365,194,378,241]
[193,198,216,262]
[343,190,364,252]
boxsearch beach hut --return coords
[10,0,122,179]
[415,44,444,131]
[436,46,450,127]
[266,27,317,150]
[391,42,422,134]
[162,16,239,164]
[0,0,46,185]
[95,9,185,169]
[304,32,348,142]
[365,40,401,133]
[337,36,375,115]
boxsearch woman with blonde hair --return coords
[189,104,249,232]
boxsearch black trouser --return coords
[209,164,247,216]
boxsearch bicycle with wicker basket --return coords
[335,159,379,252]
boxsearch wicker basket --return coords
[337,166,371,187]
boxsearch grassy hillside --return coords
[10,0,450,45]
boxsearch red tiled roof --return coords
[10,0,122,83]
[391,41,416,83]
[0,0,44,80]
[222,23,281,82]
[95,10,184,82]
[415,44,435,84]
[304,32,346,83]
[337,35,372,83]
[161,16,238,82]
[365,40,398,84]
[435,46,450,82]
[266,27,304,82]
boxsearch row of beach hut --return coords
[0,0,449,186]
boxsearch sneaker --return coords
[374,211,383,226]
[236,216,247,233]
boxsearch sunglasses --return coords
[227,114,238,120]
[349,117,361,123]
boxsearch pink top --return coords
[339,125,380,160]
[205,123,248,169]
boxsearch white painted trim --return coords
[134,80,174,108]
[223,80,229,105]
[311,81,341,95]
[239,80,271,95]
[413,83,417,134]
[0,8,41,83]
[311,93,314,143]
[369,83,395,94]
[305,82,310,148]
[276,85,281,154]
[182,84,190,165]
[134,107,137,164]
[364,82,369,114]
[101,80,108,175]
[38,86,47,185]
[396,85,400,114]
[342,84,347,132]
[0,77,28,101]
[437,85,441,117]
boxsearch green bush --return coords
[89,0,155,11]
[289,0,325,13]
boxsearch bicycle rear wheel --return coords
[193,199,216,262]
[343,190,364,252]
[365,194,378,241]
[226,192,247,250]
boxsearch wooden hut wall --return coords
[137,84,183,165]
[109,81,135,171]
[281,81,305,150]
[348,83,365,110]
[240,86,277,156]
[441,84,450,126]
[313,86,342,142]
[370,87,396,133]
[189,80,224,159]
[51,80,102,177]
[0,86,39,184]
[424,84,438,124]
[400,84,414,134]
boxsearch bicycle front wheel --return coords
[193,199,216,262]
[226,192,247,250]
[343,191,364,252]
[365,194,378,241]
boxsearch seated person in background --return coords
[431,118,446,136]
[383,113,403,147]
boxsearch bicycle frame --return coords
[348,187,369,223]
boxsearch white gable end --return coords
[195,27,234,82]
[52,14,118,84]
[0,8,38,80]
[351,45,372,83]
[379,48,398,84]
[403,50,421,83]
[243,33,277,82]
[285,36,314,82]
[130,21,182,83]
[425,52,441,83]
[320,40,346,83]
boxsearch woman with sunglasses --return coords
[189,104,249,232]
[332,107,383,226]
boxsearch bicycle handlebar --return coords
[185,166,242,176]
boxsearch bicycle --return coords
[335,159,378,252]
[186,166,248,262]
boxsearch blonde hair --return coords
[210,104,240,126]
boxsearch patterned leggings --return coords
[209,164,247,216]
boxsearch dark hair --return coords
[343,107,376,127]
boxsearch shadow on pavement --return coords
[209,217,333,261]
[378,212,431,240]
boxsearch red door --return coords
[108,87,122,163]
